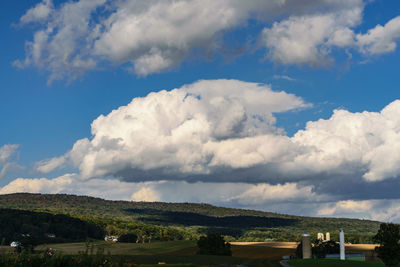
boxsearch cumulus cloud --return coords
[316,199,400,222]
[0,144,24,179]
[357,16,400,55]
[36,79,400,188]
[47,79,308,180]
[16,0,400,80]
[260,6,361,66]
[131,187,161,202]
[289,100,400,182]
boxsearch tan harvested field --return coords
[231,241,298,248]
[230,242,379,260]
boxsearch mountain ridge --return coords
[0,193,381,243]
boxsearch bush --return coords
[312,240,339,258]
[118,233,138,243]
[197,233,231,256]
[374,223,400,267]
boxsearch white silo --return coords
[317,232,324,241]
[340,229,345,260]
[325,232,330,241]
[302,233,312,259]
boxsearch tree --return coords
[374,223,400,267]
[197,233,231,256]
[118,233,138,243]
[312,239,339,258]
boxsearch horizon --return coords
[1,0,400,223]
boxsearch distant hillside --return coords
[0,193,381,243]
[0,208,104,245]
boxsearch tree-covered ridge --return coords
[0,208,104,245]
[0,193,381,243]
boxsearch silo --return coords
[340,229,345,260]
[325,232,330,241]
[302,233,312,259]
[317,233,324,241]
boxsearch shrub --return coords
[312,240,339,258]
[118,233,138,243]
[197,233,231,256]
[374,223,400,267]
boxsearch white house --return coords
[10,241,21,247]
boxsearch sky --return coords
[1,0,400,222]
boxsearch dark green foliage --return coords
[197,233,231,256]
[0,209,104,245]
[312,240,340,258]
[118,233,138,243]
[295,241,303,259]
[374,223,400,267]
[0,193,381,242]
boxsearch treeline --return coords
[0,193,381,243]
[87,216,198,242]
[0,209,104,245]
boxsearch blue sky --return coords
[1,0,400,222]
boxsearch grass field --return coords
[35,241,283,267]
[8,241,379,266]
[288,259,384,266]
[36,240,197,255]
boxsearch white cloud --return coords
[34,156,67,174]
[273,75,297,82]
[20,0,53,24]
[289,100,400,182]
[0,144,19,165]
[58,79,309,180]
[36,80,400,186]
[0,144,23,179]
[317,199,400,223]
[357,16,400,55]
[19,0,400,80]
[260,7,361,66]
[131,187,160,202]
[233,183,322,205]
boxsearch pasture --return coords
[3,241,379,266]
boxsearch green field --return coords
[3,240,382,267]
[36,240,197,255]
[34,241,283,267]
[288,259,384,266]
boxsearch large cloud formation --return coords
[37,79,309,180]
[15,0,400,81]
[35,79,400,188]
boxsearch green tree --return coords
[197,233,231,256]
[374,223,400,267]
[312,239,340,258]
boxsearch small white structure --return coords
[317,232,324,241]
[325,232,330,241]
[46,233,56,238]
[10,241,21,247]
[340,229,345,260]
[104,235,118,242]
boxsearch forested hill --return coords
[0,193,381,243]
